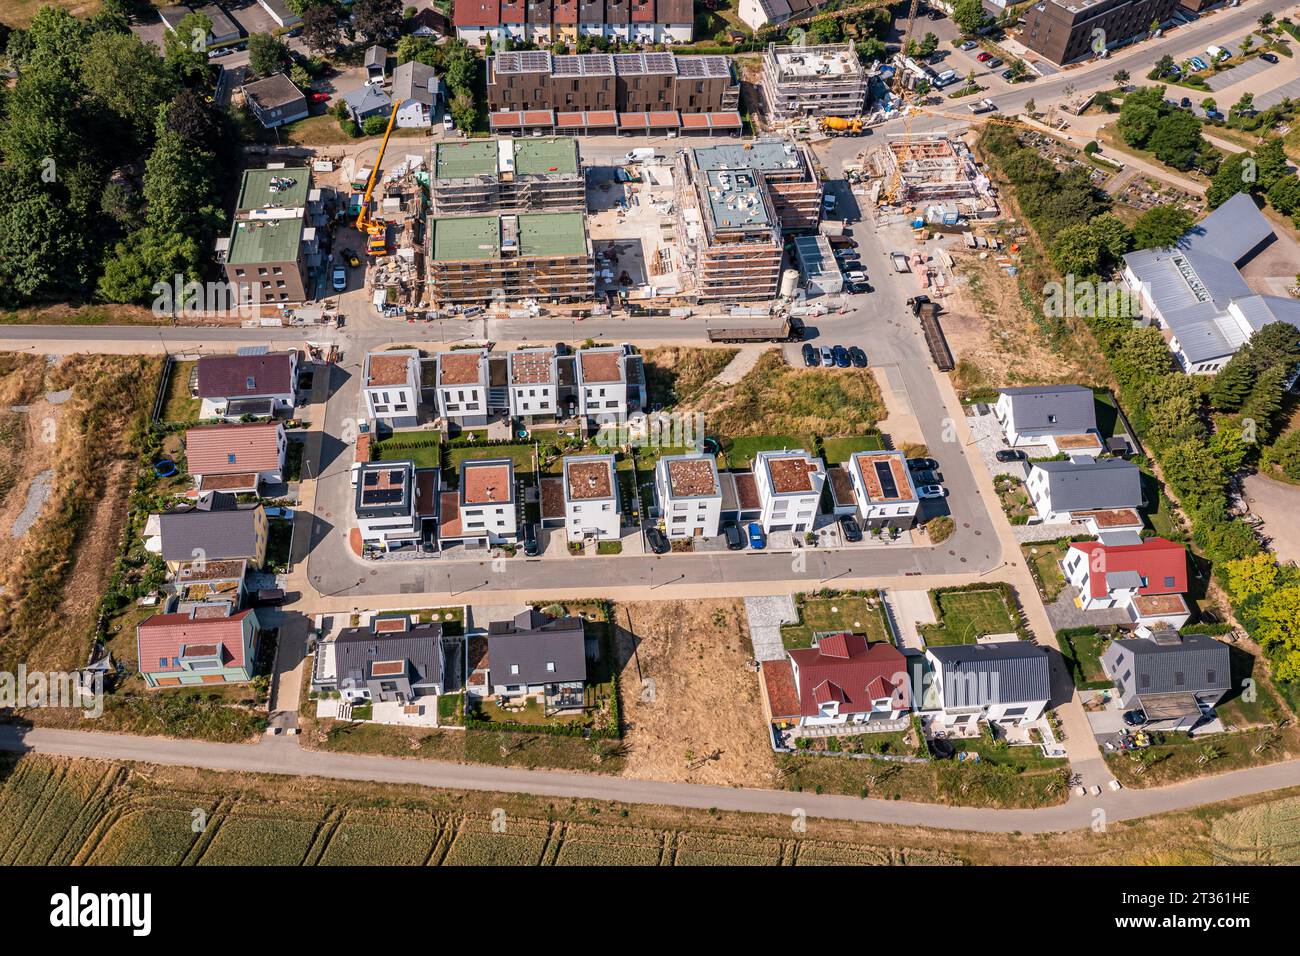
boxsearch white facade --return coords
[924,650,1049,730]
[363,350,421,428]
[576,347,630,423]
[754,449,825,534]
[563,455,621,541]
[354,461,421,552]
[396,99,432,128]
[435,350,490,426]
[848,451,919,529]
[507,348,559,420]
[198,353,298,422]
[456,459,519,546]
[655,454,722,539]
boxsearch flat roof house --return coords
[151,494,269,571]
[316,615,444,703]
[240,73,308,128]
[354,460,434,553]
[995,385,1102,457]
[441,458,518,547]
[656,453,722,539]
[1100,628,1230,731]
[1065,536,1191,629]
[364,350,421,428]
[1123,193,1300,374]
[1026,458,1142,524]
[783,633,910,729]
[137,606,261,688]
[434,349,491,427]
[563,454,621,541]
[848,450,918,530]
[193,349,298,420]
[184,422,287,495]
[924,641,1051,730]
[257,0,301,28]
[431,137,584,215]
[507,347,560,421]
[754,449,825,534]
[485,608,587,709]
[576,346,634,423]
[219,167,321,305]
[393,60,439,128]
[1022,0,1177,65]
[761,43,870,119]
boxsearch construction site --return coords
[865,134,998,220]
[430,137,586,216]
[761,43,871,121]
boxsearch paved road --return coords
[3,725,1297,835]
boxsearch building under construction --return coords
[427,211,594,305]
[876,135,990,206]
[761,43,870,120]
[674,140,822,303]
[430,137,586,215]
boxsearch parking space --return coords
[1205,53,1275,91]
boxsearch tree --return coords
[1206,153,1255,208]
[1241,322,1300,375]
[1259,11,1276,31]
[952,0,985,34]
[1263,430,1300,481]
[449,90,476,132]
[1253,138,1288,191]
[1230,91,1256,120]
[1111,325,1172,389]
[247,33,293,78]
[1148,54,1175,81]
[806,15,843,45]
[302,4,339,53]
[1139,373,1207,449]
[1267,175,1300,217]
[161,11,212,85]
[352,0,403,43]
[918,32,939,58]
[1117,100,1160,147]
[1208,359,1255,412]
[80,30,177,148]
[1224,553,1280,602]
[1112,69,1130,86]
[1007,58,1027,82]
[1240,364,1288,442]
[1147,109,1203,170]
[1256,585,1300,682]
[1201,97,1217,112]
[1208,418,1253,474]
[1161,440,1226,506]
[1131,205,1193,249]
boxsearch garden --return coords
[920,586,1024,647]
[779,590,893,650]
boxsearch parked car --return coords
[309,91,330,104]
[341,248,361,268]
[254,588,286,606]
[523,523,540,556]
[747,522,767,549]
[832,345,851,368]
[1123,709,1147,727]
[912,470,941,485]
[995,449,1027,463]
[848,346,868,368]
[723,522,745,550]
[908,457,939,472]
[443,113,455,131]
[839,516,863,542]
[1179,96,1191,108]
[976,51,992,62]
[1261,52,1279,64]
[646,527,670,554]
[917,484,947,499]
[819,346,835,367]
[987,57,1003,68]
[802,343,819,367]
[1000,68,1014,80]
[960,40,978,51]
[331,266,347,291]
[845,270,868,284]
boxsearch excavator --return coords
[354,98,403,258]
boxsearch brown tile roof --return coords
[138,609,252,674]
[371,660,406,676]
[767,454,818,494]
[367,352,414,387]
[510,350,553,385]
[733,472,760,511]
[853,452,914,503]
[439,491,462,537]
[187,423,282,476]
[566,459,613,500]
[761,659,801,721]
[579,349,623,384]
[541,476,566,519]
[666,457,718,498]
[355,433,371,464]
[439,351,484,386]
[462,461,513,505]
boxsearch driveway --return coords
[744,595,797,662]
[1243,472,1300,565]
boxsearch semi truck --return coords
[705,316,804,343]
[906,296,954,371]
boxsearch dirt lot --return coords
[615,599,778,788]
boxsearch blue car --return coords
[747,522,767,550]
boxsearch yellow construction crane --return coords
[354,98,403,257]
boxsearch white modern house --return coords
[576,347,630,423]
[434,349,490,427]
[1064,536,1192,629]
[924,642,1051,731]
[507,348,559,421]
[655,453,722,539]
[1026,458,1142,523]
[994,385,1103,457]
[563,454,621,541]
[754,449,825,534]
[363,350,421,428]
[848,450,919,530]
[354,460,430,552]
[441,458,518,547]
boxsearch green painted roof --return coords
[512,137,578,177]
[227,216,305,265]
[430,215,501,262]
[434,140,498,180]
[519,212,586,257]
[236,167,311,212]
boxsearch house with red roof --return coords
[184,422,287,495]
[137,606,262,688]
[772,634,911,729]
[1064,537,1191,629]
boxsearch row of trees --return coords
[1117,85,1219,173]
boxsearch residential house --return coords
[364,45,388,82]
[363,350,422,428]
[219,168,321,304]
[848,450,918,530]
[314,615,444,702]
[754,449,825,534]
[507,347,560,421]
[194,350,298,420]
[434,349,491,427]
[924,641,1052,730]
[137,606,261,688]
[1100,627,1230,731]
[151,494,269,571]
[342,82,393,125]
[1065,537,1192,629]
[563,454,621,540]
[171,558,248,612]
[782,634,910,729]
[577,347,643,424]
[354,460,437,552]
[1122,192,1300,374]
[184,422,287,495]
[485,609,587,708]
[442,458,519,547]
[1026,458,1142,524]
[994,385,1103,457]
[457,0,692,45]
[655,453,722,539]
[392,60,439,128]
[159,4,242,46]
[240,73,309,128]
[256,0,301,28]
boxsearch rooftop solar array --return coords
[553,53,614,75]
[675,55,731,78]
[495,50,554,74]
[874,460,899,499]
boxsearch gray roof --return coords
[365,45,388,68]
[930,641,1051,708]
[342,83,393,119]
[1033,458,1142,512]
[393,60,438,107]
[487,610,587,685]
[334,617,443,689]
[241,73,305,111]
[999,385,1096,434]
[1176,192,1274,264]
[159,504,264,563]
[1112,632,1230,697]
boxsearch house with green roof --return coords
[219,166,320,304]
[427,211,593,304]
[430,137,584,215]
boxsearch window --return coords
[546,662,555,672]
[1003,706,1028,717]
[1174,671,1185,686]
[510,664,520,675]
[1163,576,1175,588]
[1207,670,1217,684]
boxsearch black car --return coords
[646,527,670,554]
[908,457,939,472]
[802,343,819,367]
[839,516,863,542]
[523,523,540,556]
[848,346,867,368]
[995,449,1026,463]
[1123,709,1147,728]
[1179,96,1191,108]
[254,588,285,606]
[723,522,745,550]
[1262,52,1279,63]
[1000,68,1014,80]
[832,345,851,368]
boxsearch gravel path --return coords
[744,594,798,662]
[9,469,53,539]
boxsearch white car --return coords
[331,266,347,291]
[443,113,455,131]
[918,484,947,499]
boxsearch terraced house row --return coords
[455,0,694,46]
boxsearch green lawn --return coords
[820,434,885,464]
[374,434,442,469]
[445,443,536,484]
[1057,627,1113,689]
[472,697,587,727]
[1022,540,1069,602]
[780,594,893,650]
[1216,646,1286,728]
[720,434,807,471]
[386,606,465,637]
[993,474,1034,525]
[161,361,200,424]
[265,518,293,572]
[1142,473,1185,541]
[920,590,1020,647]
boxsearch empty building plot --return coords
[762,43,870,119]
[431,137,585,215]
[427,211,594,304]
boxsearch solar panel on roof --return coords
[364,472,378,486]
[874,460,898,499]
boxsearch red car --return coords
[309,92,330,104]
[976,51,992,62]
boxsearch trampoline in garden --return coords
[153,459,178,478]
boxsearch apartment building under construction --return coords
[674,140,821,303]
[431,137,586,215]
[878,135,989,205]
[427,211,595,305]
[761,43,870,119]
